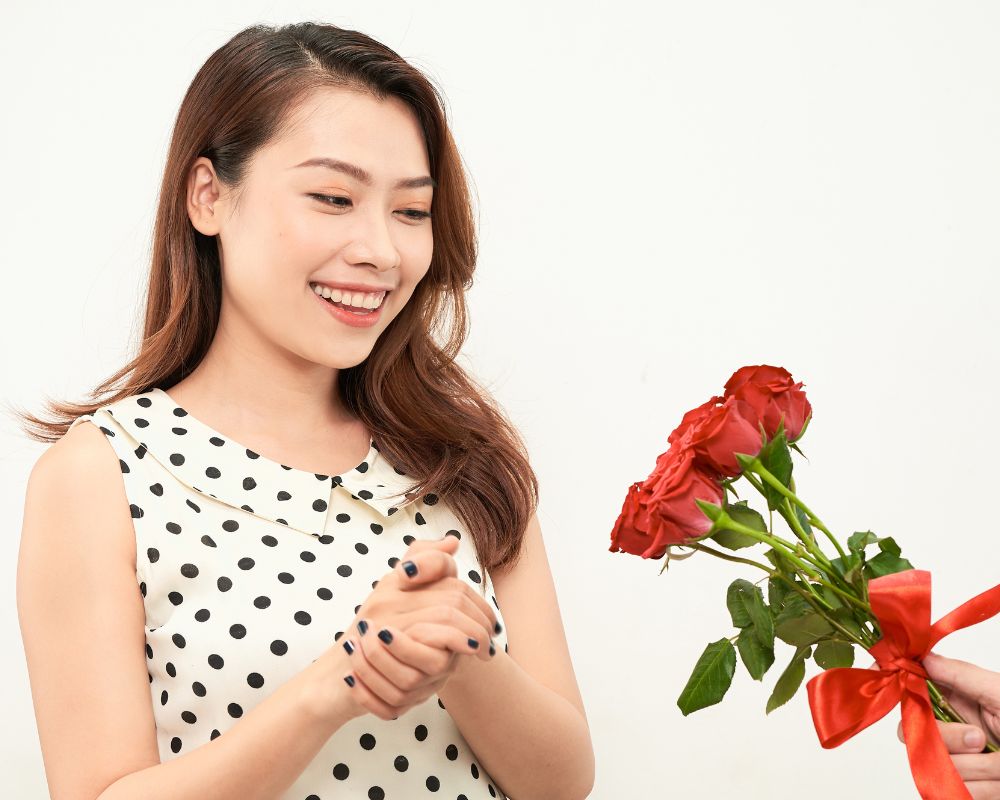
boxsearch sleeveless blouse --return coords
[67,387,508,799]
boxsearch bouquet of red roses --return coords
[610,365,1000,800]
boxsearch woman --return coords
[15,22,595,800]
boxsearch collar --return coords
[96,388,416,535]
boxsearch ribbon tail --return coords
[928,582,1000,650]
[900,679,972,800]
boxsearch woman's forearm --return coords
[438,648,594,800]
[97,657,356,800]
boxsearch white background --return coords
[3,3,999,798]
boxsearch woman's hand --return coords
[894,651,1000,797]
[340,535,500,720]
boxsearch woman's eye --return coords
[308,194,431,221]
[309,193,352,208]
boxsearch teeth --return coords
[310,283,386,310]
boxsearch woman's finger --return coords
[948,752,1000,782]
[355,623,455,691]
[342,667,405,721]
[968,779,1000,799]
[397,579,499,639]
[898,719,989,753]
[403,620,497,661]
[924,652,1000,710]
[393,606,496,661]
[393,537,460,587]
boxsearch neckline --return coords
[151,386,379,483]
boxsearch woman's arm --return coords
[437,512,595,800]
[16,421,359,800]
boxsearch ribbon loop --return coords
[805,570,1000,800]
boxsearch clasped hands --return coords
[338,534,501,721]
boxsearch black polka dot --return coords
[445,744,458,760]
[227,702,243,718]
[229,624,246,639]
[414,724,428,741]
[394,755,409,771]
[360,733,377,750]
[254,595,271,609]
[294,611,311,625]
[367,788,384,800]
[270,640,288,656]
[180,563,199,578]
[208,653,224,669]
[332,763,350,780]
[247,672,264,688]
[192,681,206,697]
[425,775,440,791]
[170,736,182,753]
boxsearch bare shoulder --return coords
[17,417,159,799]
[490,512,588,723]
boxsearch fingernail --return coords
[378,629,393,644]
[357,620,369,636]
[489,640,496,657]
[344,675,356,687]
[403,560,418,577]
[964,729,985,748]
[343,639,355,655]
[494,621,503,635]
[467,637,479,649]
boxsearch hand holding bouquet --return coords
[610,365,1000,800]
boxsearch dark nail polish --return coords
[378,629,393,644]
[403,560,418,577]
[357,620,369,636]
[343,639,355,655]
[344,675,355,687]
[489,641,496,657]
[468,637,479,649]
[494,621,503,635]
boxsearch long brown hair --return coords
[7,22,537,574]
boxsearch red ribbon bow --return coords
[805,569,1000,800]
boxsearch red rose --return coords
[723,365,811,442]
[609,444,725,559]
[687,395,763,478]
[667,395,724,446]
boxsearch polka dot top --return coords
[67,387,509,800]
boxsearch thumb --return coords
[923,651,1000,706]
[395,534,460,588]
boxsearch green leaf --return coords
[848,531,878,554]
[863,551,915,579]
[793,505,813,535]
[766,645,811,714]
[711,529,759,551]
[726,502,769,532]
[813,639,855,669]
[768,576,790,609]
[757,431,794,511]
[677,639,738,715]
[726,580,774,648]
[773,593,835,646]
[877,536,902,556]
[736,626,775,680]
[712,502,768,550]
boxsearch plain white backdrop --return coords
[3,3,999,798]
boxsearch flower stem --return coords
[687,541,776,575]
[747,459,848,561]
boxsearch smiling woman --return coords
[12,20,594,800]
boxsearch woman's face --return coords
[191,86,435,370]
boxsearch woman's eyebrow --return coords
[291,157,436,190]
